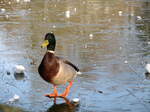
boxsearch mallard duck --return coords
[38,33,80,102]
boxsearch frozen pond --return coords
[0,0,150,112]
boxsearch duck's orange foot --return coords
[45,93,58,104]
[59,93,68,98]
[44,93,58,98]
[45,85,58,99]
[59,81,73,98]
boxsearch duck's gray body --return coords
[52,58,77,85]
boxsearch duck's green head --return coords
[41,32,56,51]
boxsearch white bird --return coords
[65,10,70,18]
[72,98,80,103]
[145,64,150,73]
[8,94,20,103]
[15,65,25,74]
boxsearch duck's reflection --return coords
[145,72,150,79]
[46,97,79,112]
[0,104,24,112]
[14,73,25,80]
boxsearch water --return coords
[0,0,150,112]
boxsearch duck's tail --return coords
[77,71,82,75]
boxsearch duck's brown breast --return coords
[38,52,59,83]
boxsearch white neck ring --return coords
[47,50,55,53]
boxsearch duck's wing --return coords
[56,56,79,72]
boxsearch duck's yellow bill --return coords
[41,40,49,48]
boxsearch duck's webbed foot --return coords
[45,85,58,103]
